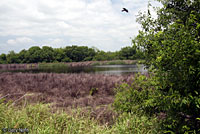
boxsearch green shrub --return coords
[113,74,161,115]
[89,87,98,96]
[132,0,200,132]
[112,112,160,134]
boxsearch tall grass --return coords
[0,102,104,134]
[38,63,68,69]
[0,64,38,70]
[91,60,138,66]
[0,72,162,133]
[0,60,139,71]
[0,101,159,134]
[0,72,135,125]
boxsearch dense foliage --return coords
[114,0,200,133]
[0,45,144,64]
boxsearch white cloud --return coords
[7,37,35,45]
[42,38,66,48]
[0,0,160,54]
[7,39,16,45]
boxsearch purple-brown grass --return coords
[0,60,137,70]
[0,64,38,70]
[0,72,134,125]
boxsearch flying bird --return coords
[122,8,128,13]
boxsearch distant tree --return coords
[41,46,55,62]
[0,45,144,64]
[25,46,42,63]
[83,48,96,61]
[61,57,72,62]
[63,46,96,62]
[119,46,136,60]
[93,51,112,61]
[54,48,66,62]
[0,53,7,64]
[18,49,27,63]
[6,51,20,64]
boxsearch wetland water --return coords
[0,64,147,75]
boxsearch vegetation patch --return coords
[38,63,69,69]
[0,100,160,134]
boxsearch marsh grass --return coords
[0,60,139,71]
[105,60,128,65]
[91,60,138,66]
[0,72,135,125]
[0,64,38,70]
[38,63,68,69]
[0,100,159,134]
[0,72,160,134]
[0,101,104,134]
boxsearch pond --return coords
[0,64,148,75]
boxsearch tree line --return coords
[0,45,144,64]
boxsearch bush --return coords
[113,73,200,133]
[113,74,161,115]
[112,112,159,134]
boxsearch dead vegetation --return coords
[0,60,137,70]
[0,72,134,125]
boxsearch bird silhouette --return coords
[122,8,128,13]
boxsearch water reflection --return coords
[0,64,148,75]
[93,64,147,75]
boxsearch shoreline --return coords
[0,60,140,70]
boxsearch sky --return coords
[0,0,161,54]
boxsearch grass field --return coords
[0,65,160,134]
[0,73,134,124]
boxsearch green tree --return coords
[41,46,55,62]
[119,46,136,60]
[18,49,27,63]
[54,48,66,62]
[83,47,96,61]
[6,51,20,64]
[93,51,111,61]
[133,0,200,132]
[0,53,7,64]
[63,46,96,62]
[26,46,42,63]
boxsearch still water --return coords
[0,64,147,75]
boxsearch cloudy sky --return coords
[0,0,160,54]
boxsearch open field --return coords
[0,72,135,125]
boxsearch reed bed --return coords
[0,72,134,124]
[0,64,38,70]
[0,60,138,70]
[67,60,137,67]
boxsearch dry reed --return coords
[0,72,134,124]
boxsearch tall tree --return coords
[134,0,200,132]
[0,53,7,64]
[119,46,136,60]
[18,49,27,63]
[26,46,42,63]
[6,51,19,64]
[41,46,55,62]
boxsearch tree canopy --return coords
[0,45,143,64]
[133,0,200,132]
